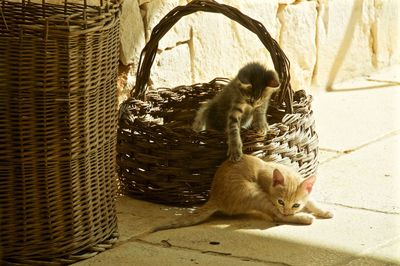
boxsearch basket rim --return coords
[119,78,313,138]
[1,0,122,35]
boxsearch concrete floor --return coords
[75,67,400,266]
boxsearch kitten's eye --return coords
[292,203,300,208]
[277,199,285,206]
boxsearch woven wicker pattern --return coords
[0,0,120,264]
[117,0,319,206]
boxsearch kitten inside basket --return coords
[192,62,280,161]
[135,155,333,237]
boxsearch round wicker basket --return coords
[117,0,319,206]
[0,0,120,264]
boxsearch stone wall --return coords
[119,0,400,101]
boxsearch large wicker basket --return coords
[117,0,319,206]
[0,0,121,264]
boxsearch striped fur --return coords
[192,62,280,161]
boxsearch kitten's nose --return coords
[283,209,292,216]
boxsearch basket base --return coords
[2,232,119,265]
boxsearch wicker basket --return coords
[0,0,121,264]
[117,0,319,206]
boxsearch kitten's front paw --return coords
[227,147,243,162]
[316,210,334,219]
[296,213,315,225]
[275,212,314,225]
[253,122,268,136]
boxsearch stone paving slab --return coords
[343,237,400,266]
[115,197,185,242]
[101,196,400,266]
[134,204,399,266]
[312,86,400,152]
[319,149,342,164]
[367,65,400,83]
[313,132,400,213]
[74,239,272,266]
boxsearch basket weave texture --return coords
[0,0,121,264]
[117,0,319,206]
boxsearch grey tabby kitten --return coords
[193,62,280,161]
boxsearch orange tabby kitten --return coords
[144,155,333,234]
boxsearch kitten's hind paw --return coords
[192,121,204,132]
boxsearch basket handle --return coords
[132,0,294,113]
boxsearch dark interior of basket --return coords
[120,79,288,136]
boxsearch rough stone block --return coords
[189,11,239,82]
[278,1,317,91]
[150,44,192,88]
[225,0,280,39]
[142,0,190,50]
[278,0,296,3]
[313,0,375,88]
[119,0,146,66]
[189,0,279,83]
[225,0,280,70]
[371,0,400,68]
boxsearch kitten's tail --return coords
[133,202,218,239]
[192,104,208,132]
[153,202,218,232]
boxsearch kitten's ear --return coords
[272,169,285,187]
[301,175,316,194]
[266,71,280,88]
[267,78,280,88]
